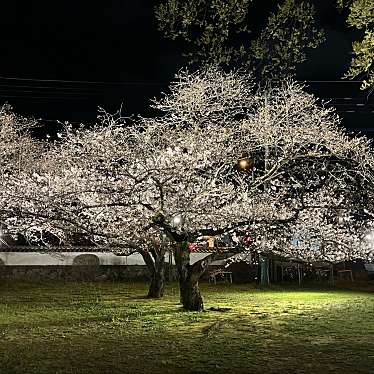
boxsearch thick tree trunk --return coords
[174,242,207,311]
[179,277,204,311]
[147,259,165,298]
[140,248,166,299]
[260,255,270,285]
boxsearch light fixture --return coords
[237,152,253,171]
[171,214,184,227]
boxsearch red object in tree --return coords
[188,242,198,252]
[242,235,254,247]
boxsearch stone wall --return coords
[0,264,180,282]
[0,265,151,281]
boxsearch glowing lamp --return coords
[237,153,253,171]
[171,214,184,227]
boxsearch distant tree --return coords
[155,0,252,67]
[156,0,374,89]
[337,0,374,90]
[250,0,324,79]
[0,104,42,235]
[155,0,324,80]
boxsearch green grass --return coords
[0,281,374,374]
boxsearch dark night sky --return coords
[0,0,373,135]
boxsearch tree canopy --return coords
[155,0,324,80]
[338,0,374,90]
[155,0,374,89]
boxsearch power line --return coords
[0,75,166,86]
[0,89,97,96]
[0,75,365,86]
[0,95,90,101]
[0,83,101,91]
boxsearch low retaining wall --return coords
[0,264,180,282]
[0,265,151,281]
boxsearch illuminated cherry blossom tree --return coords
[2,69,374,311]
[146,69,374,310]
[0,104,43,238]
[1,114,173,298]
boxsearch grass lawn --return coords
[0,281,373,374]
